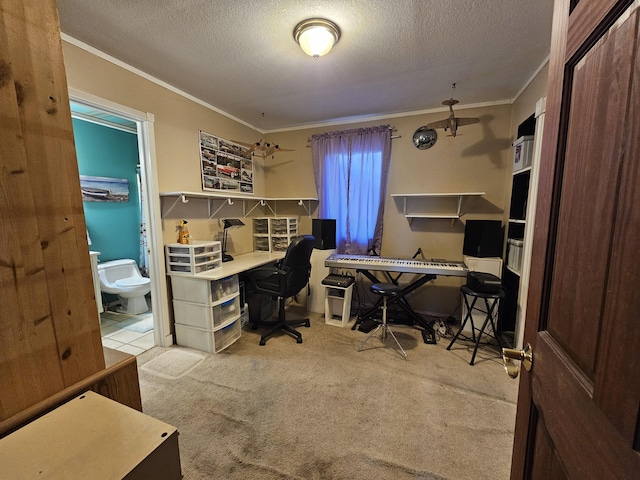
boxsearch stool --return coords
[357,283,407,360]
[447,284,505,365]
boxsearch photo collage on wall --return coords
[199,131,253,194]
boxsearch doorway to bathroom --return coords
[69,92,165,355]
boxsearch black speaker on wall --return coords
[312,218,336,250]
[463,220,503,258]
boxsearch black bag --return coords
[466,271,502,294]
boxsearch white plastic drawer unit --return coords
[253,218,269,234]
[252,217,298,252]
[165,241,222,274]
[173,295,241,330]
[170,275,239,305]
[271,236,291,252]
[174,317,241,353]
[271,218,297,234]
[253,236,271,252]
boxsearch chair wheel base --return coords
[296,338,303,344]
[259,339,266,346]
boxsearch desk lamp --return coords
[222,218,244,262]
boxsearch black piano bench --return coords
[446,284,505,365]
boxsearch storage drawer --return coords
[271,236,291,252]
[166,243,218,256]
[165,241,222,275]
[167,261,220,274]
[170,275,239,304]
[174,317,241,353]
[253,218,269,234]
[253,236,270,252]
[173,296,240,330]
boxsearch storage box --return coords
[170,275,239,304]
[271,236,290,252]
[252,217,298,252]
[253,236,270,252]
[271,217,297,234]
[173,296,240,330]
[165,241,221,275]
[253,218,269,234]
[174,317,241,353]
[512,135,534,172]
[507,238,524,272]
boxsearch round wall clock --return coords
[412,127,438,150]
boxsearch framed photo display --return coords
[199,131,253,194]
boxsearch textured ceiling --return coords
[56,0,554,132]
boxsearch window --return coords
[312,125,391,254]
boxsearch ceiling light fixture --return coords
[293,18,341,59]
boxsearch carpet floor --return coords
[136,310,518,480]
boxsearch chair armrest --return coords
[245,264,286,293]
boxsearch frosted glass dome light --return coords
[294,18,341,59]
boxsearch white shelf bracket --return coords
[244,200,262,217]
[210,199,229,218]
[162,194,186,218]
[264,200,276,216]
[298,199,313,216]
[456,195,464,217]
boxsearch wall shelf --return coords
[390,192,485,225]
[160,191,318,218]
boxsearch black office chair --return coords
[246,235,315,345]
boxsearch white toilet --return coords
[97,259,151,315]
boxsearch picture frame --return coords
[199,131,254,194]
[79,175,129,202]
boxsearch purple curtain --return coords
[311,125,391,255]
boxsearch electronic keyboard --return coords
[324,254,467,277]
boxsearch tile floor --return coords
[100,310,155,356]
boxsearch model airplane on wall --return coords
[232,138,294,159]
[426,98,479,137]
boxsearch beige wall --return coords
[267,104,513,313]
[62,42,263,249]
[511,63,549,133]
[62,39,548,317]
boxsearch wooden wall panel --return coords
[0,0,105,420]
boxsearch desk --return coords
[182,251,285,280]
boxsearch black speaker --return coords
[312,219,336,250]
[463,220,503,258]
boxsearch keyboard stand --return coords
[353,269,438,344]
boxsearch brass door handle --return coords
[502,343,533,379]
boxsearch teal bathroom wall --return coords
[73,118,140,263]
